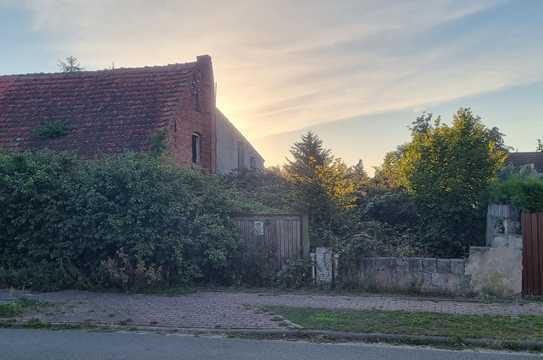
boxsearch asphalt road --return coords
[0,329,540,360]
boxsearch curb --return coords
[3,320,542,352]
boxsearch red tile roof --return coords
[0,62,196,155]
[508,152,543,173]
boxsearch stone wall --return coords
[329,204,524,297]
[342,257,471,295]
[465,204,523,296]
[466,246,522,296]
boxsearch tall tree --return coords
[284,131,331,179]
[398,108,508,256]
[284,132,355,247]
[349,160,368,185]
[58,56,83,73]
[348,159,370,201]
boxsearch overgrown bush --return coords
[359,190,418,231]
[489,176,543,212]
[220,168,295,214]
[338,221,418,261]
[0,151,239,291]
[274,259,313,289]
[233,238,278,287]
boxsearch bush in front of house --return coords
[0,151,240,291]
[489,175,543,213]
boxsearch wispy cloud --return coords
[6,0,541,148]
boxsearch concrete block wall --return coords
[326,204,525,297]
[466,246,522,296]
[486,204,522,248]
[466,204,523,296]
[349,257,471,295]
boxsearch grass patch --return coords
[0,299,45,317]
[264,306,543,342]
[144,286,194,296]
[0,318,97,331]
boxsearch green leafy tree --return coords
[398,108,508,256]
[372,145,406,189]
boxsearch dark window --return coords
[192,133,201,164]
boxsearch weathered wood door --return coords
[522,212,543,296]
[235,214,309,264]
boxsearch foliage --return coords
[149,129,168,157]
[372,145,406,189]
[490,176,543,213]
[338,221,418,264]
[284,132,358,247]
[33,120,70,139]
[396,109,508,256]
[220,168,295,214]
[233,236,278,287]
[274,259,313,289]
[0,151,239,291]
[58,56,83,72]
[359,190,418,230]
[537,139,543,152]
[348,160,370,202]
[0,299,44,318]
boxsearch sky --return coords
[1,0,542,174]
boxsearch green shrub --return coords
[0,151,240,291]
[274,259,313,289]
[32,120,70,139]
[489,176,543,212]
[220,169,295,214]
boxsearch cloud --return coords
[7,0,541,148]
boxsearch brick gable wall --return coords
[167,55,216,172]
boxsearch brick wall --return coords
[168,56,216,172]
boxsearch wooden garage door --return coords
[522,212,543,296]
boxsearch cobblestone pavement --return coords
[2,289,543,329]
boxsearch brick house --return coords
[0,55,263,174]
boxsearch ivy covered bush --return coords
[0,151,240,291]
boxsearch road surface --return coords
[0,329,540,360]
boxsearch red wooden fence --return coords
[522,212,543,296]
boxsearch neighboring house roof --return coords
[0,62,196,155]
[507,152,543,173]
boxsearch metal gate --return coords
[522,212,543,296]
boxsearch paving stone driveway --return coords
[2,290,543,329]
